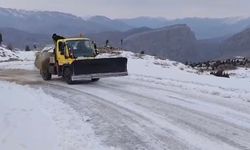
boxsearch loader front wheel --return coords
[40,69,52,81]
[63,68,73,84]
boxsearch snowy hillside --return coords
[0,46,19,61]
[122,52,250,102]
[0,49,250,150]
[0,45,36,70]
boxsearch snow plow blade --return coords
[71,57,128,81]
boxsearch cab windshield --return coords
[66,40,95,58]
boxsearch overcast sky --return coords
[0,0,249,19]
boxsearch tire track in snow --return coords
[86,81,250,150]
[106,76,250,114]
[40,82,191,150]
[1,69,250,150]
[43,81,244,150]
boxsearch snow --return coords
[0,61,36,70]
[1,48,249,101]
[41,45,54,52]
[0,46,19,61]
[0,81,58,150]
[15,51,36,61]
[97,51,250,104]
[228,67,250,79]
[118,51,250,96]
[74,83,240,150]
[0,81,109,150]
[0,48,249,101]
[0,46,36,70]
[1,49,250,149]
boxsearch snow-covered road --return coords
[1,69,250,150]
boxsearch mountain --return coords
[2,6,250,40]
[123,24,199,62]
[87,16,132,31]
[89,24,201,62]
[166,17,250,39]
[194,27,250,61]
[1,7,250,61]
[116,17,168,28]
[220,27,250,58]
[0,7,119,35]
[89,24,243,62]
[0,7,136,48]
[0,27,50,49]
[118,17,250,39]
[90,24,250,62]
[88,27,152,47]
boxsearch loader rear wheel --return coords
[91,78,100,82]
[63,68,73,84]
[40,69,52,81]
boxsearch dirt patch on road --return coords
[0,69,45,85]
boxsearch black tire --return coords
[40,69,52,81]
[63,67,73,84]
[91,78,100,82]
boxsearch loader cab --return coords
[66,39,96,58]
[56,38,96,66]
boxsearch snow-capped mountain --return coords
[2,7,250,39]
[0,7,118,35]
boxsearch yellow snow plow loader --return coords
[36,34,128,84]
